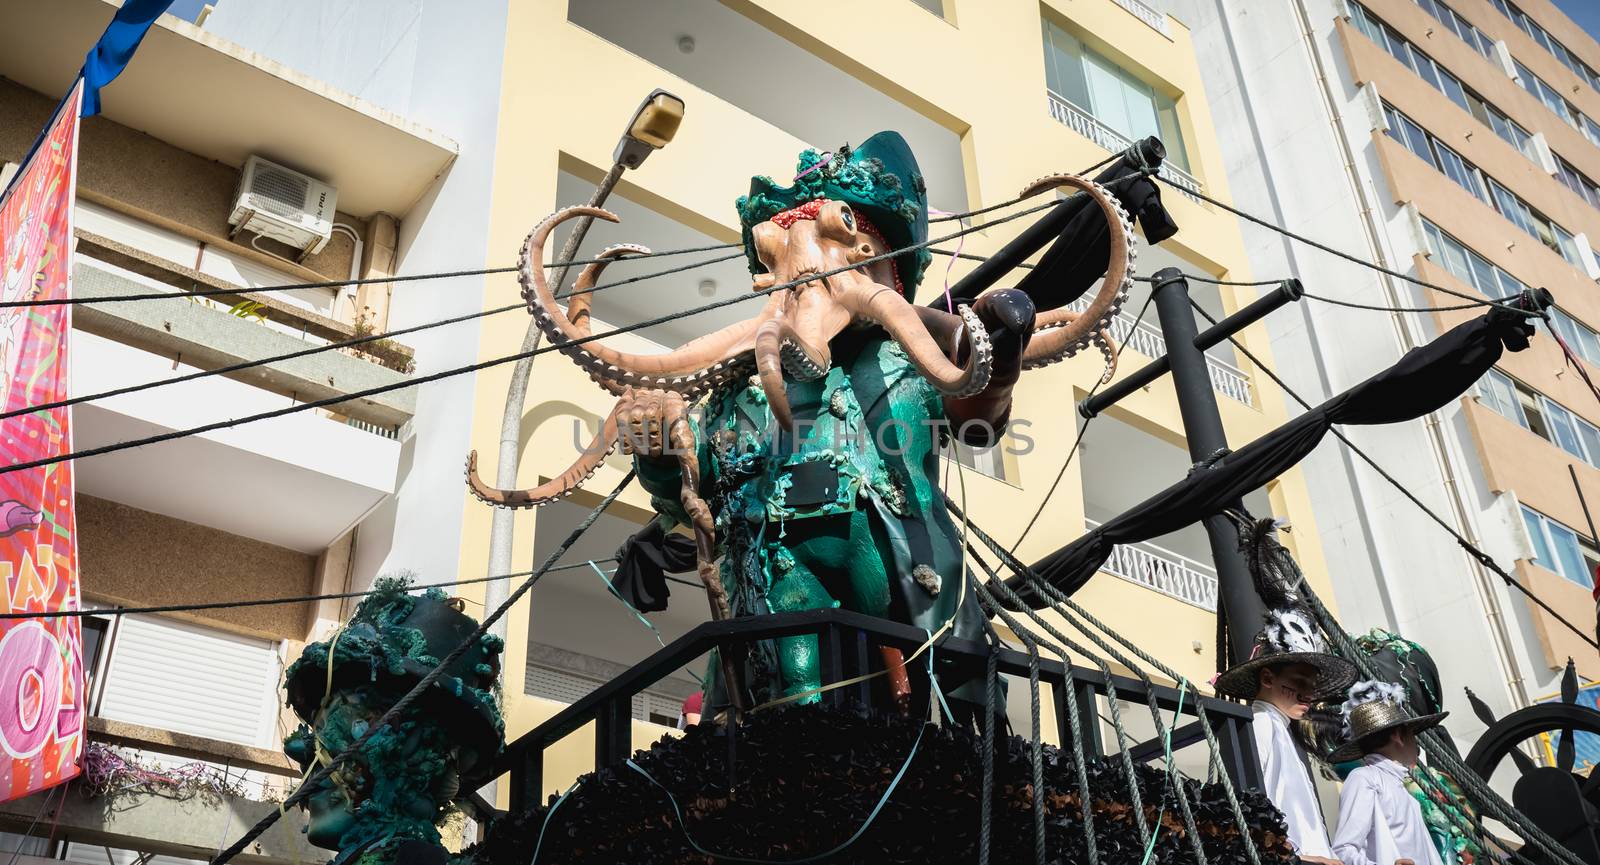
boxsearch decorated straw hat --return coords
[736,130,931,293]
[1327,680,1448,763]
[1213,607,1358,702]
[283,579,505,784]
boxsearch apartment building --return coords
[0,0,502,861]
[1159,0,1600,783]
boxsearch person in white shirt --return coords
[1215,608,1357,865]
[1329,681,1450,865]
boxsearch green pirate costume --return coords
[635,132,991,711]
[281,580,505,865]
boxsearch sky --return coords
[166,0,208,23]
[1552,0,1600,46]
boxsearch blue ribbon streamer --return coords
[589,559,664,647]
[1139,677,1191,865]
[530,780,582,865]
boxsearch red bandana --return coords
[766,199,905,295]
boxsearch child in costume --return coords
[1329,681,1450,865]
[1215,607,1357,865]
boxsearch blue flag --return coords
[80,0,177,116]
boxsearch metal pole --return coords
[1079,279,1302,419]
[1148,267,1263,662]
[483,163,628,643]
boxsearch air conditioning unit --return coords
[228,155,337,261]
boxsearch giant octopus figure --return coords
[280,579,504,865]
[468,131,1141,713]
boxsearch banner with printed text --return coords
[0,81,84,802]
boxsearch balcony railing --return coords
[1111,0,1172,36]
[1046,92,1203,204]
[1066,296,1256,407]
[1087,519,1219,610]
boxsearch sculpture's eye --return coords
[819,201,858,242]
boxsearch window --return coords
[1384,105,1586,262]
[1479,367,1600,475]
[1477,369,1524,422]
[1542,398,1586,458]
[1515,60,1584,129]
[1489,0,1600,93]
[1522,506,1597,589]
[1543,308,1600,368]
[1351,6,1539,163]
[1413,0,1495,60]
[942,438,1008,481]
[1041,18,1191,170]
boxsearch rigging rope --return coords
[1187,300,1600,654]
[948,499,1266,865]
[1011,291,1158,554]
[9,242,748,309]
[13,190,1110,476]
[5,246,744,421]
[1150,174,1529,316]
[0,558,636,621]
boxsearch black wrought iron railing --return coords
[479,608,1260,817]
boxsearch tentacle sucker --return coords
[464,404,623,508]
[1013,174,1135,376]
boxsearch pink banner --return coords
[0,81,84,802]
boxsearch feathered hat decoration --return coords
[1327,678,1448,763]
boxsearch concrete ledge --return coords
[88,716,296,776]
[74,258,416,429]
[0,784,314,865]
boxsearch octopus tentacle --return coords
[754,317,795,432]
[1013,174,1135,375]
[837,282,992,398]
[464,404,622,508]
[567,243,649,337]
[520,206,757,396]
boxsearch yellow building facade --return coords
[457,0,1338,798]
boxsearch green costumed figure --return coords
[633,132,1020,713]
[280,578,505,865]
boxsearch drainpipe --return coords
[1282,0,1529,708]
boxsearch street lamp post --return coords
[483,90,685,637]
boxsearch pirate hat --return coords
[1213,607,1358,702]
[284,579,505,783]
[1327,679,1448,763]
[736,130,931,293]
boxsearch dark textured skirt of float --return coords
[465,704,1298,865]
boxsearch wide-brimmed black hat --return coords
[1327,680,1448,762]
[284,581,505,783]
[1213,608,1358,702]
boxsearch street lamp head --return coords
[614,89,686,169]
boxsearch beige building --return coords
[439,0,1333,800]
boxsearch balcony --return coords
[0,719,314,865]
[1110,0,1173,37]
[1087,519,1219,610]
[69,247,410,553]
[1046,91,1203,204]
[1066,295,1255,407]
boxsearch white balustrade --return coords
[1065,297,1256,407]
[1045,92,1204,204]
[1087,519,1219,610]
[1111,0,1172,36]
